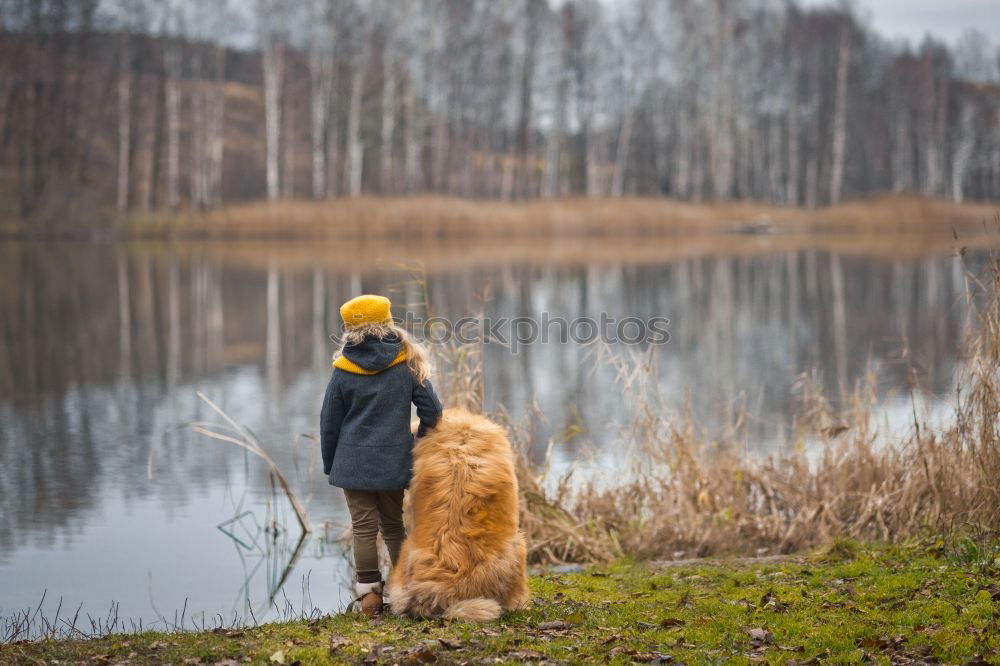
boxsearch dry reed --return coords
[140,194,997,243]
[191,391,311,535]
[474,262,1000,565]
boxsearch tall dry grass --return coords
[440,261,1000,565]
[135,195,998,242]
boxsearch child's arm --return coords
[320,375,345,475]
[412,378,443,437]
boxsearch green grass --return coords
[3,542,998,665]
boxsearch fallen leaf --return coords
[269,650,285,664]
[400,646,437,663]
[536,620,573,631]
[213,660,241,666]
[857,635,905,651]
[778,645,805,653]
[438,638,463,650]
[328,635,351,653]
[660,617,686,628]
[744,627,773,645]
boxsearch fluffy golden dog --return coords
[387,408,529,621]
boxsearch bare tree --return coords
[514,0,545,198]
[951,97,976,203]
[116,29,133,213]
[259,0,287,200]
[828,19,850,204]
[379,1,398,194]
[164,37,182,209]
[309,0,335,199]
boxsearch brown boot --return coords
[354,581,384,618]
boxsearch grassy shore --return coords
[2,542,997,665]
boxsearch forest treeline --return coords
[2,0,999,223]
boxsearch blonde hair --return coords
[335,323,433,384]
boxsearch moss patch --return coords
[3,543,998,665]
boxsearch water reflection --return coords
[0,240,979,629]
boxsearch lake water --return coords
[0,235,983,635]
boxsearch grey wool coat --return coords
[320,333,442,491]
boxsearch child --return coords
[320,294,442,617]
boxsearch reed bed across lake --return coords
[118,194,1000,242]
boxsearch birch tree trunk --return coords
[611,109,633,197]
[582,115,596,197]
[116,34,132,213]
[165,44,181,209]
[309,25,334,200]
[262,37,284,200]
[829,23,850,205]
[327,78,340,198]
[403,72,422,193]
[207,46,226,206]
[951,101,975,203]
[282,80,295,198]
[346,60,365,197]
[542,80,567,197]
[429,64,449,192]
[381,43,397,194]
[805,48,821,208]
[543,11,570,198]
[786,61,800,205]
[515,1,540,198]
[927,76,949,197]
[140,70,160,212]
[709,0,734,200]
[675,100,692,199]
[892,109,912,193]
[189,53,206,209]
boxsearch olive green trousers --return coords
[343,489,405,582]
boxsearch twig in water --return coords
[191,391,311,534]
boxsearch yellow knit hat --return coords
[340,294,393,328]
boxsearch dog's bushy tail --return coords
[443,598,502,622]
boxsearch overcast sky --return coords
[800,0,1000,46]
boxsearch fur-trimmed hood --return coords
[334,334,407,375]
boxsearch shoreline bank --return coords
[2,543,996,664]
